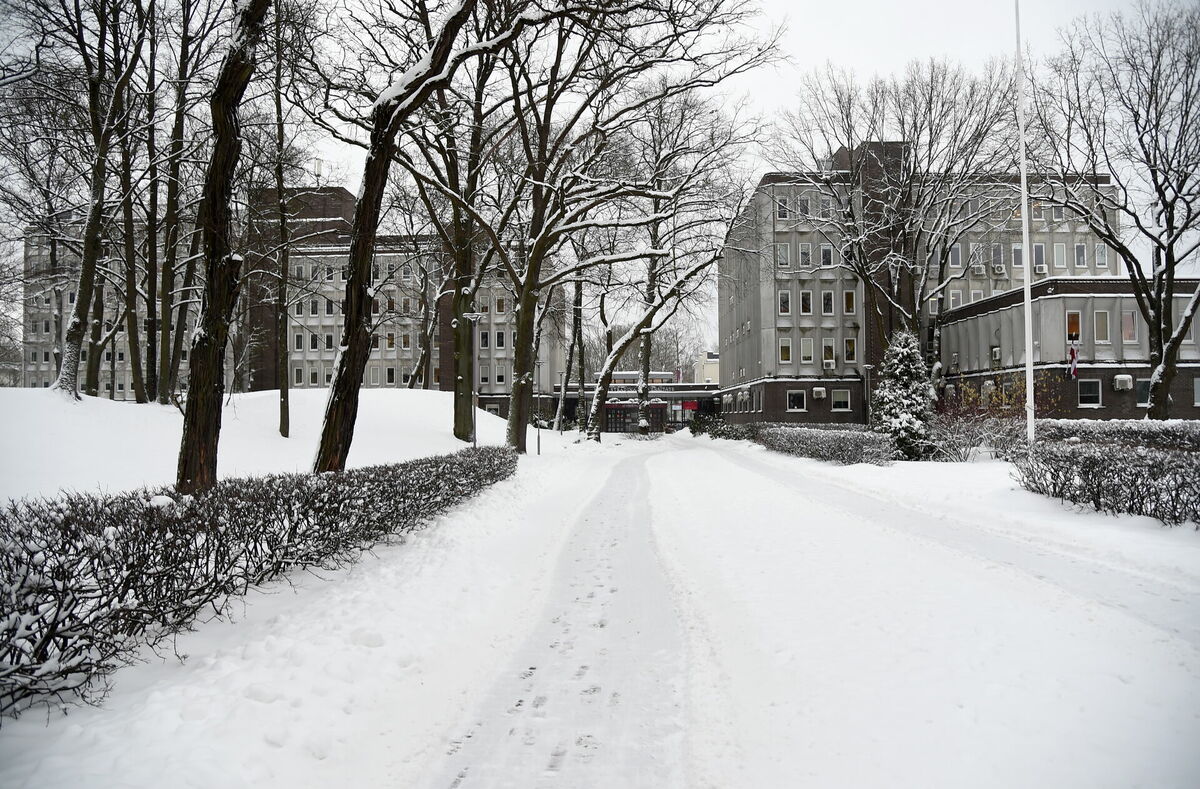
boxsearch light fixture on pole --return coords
[463,312,485,450]
[863,363,875,423]
[534,359,544,456]
[1015,0,1036,445]
[557,370,565,434]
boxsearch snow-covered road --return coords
[3,434,1199,788]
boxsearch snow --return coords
[0,388,511,501]
[1,404,1199,786]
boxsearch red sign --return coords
[682,400,698,411]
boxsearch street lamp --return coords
[534,358,544,455]
[463,312,485,450]
[862,363,875,424]
[557,370,565,434]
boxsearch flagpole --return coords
[1015,0,1036,445]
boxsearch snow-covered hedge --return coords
[1036,419,1200,453]
[1013,442,1199,527]
[755,427,896,466]
[0,446,517,720]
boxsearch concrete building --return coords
[692,351,719,385]
[716,143,1150,423]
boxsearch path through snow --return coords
[2,434,1198,788]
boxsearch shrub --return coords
[755,427,896,466]
[928,413,1028,462]
[1012,441,1199,526]
[0,446,517,720]
[1036,418,1200,453]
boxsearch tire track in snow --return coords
[423,449,689,789]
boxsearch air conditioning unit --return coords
[812,387,827,399]
[991,264,1007,277]
[823,359,836,370]
[991,347,1002,362]
[971,264,986,276]
[1113,374,1134,391]
[1034,264,1048,274]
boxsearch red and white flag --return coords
[1068,342,1079,379]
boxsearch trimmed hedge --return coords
[756,427,896,466]
[1036,418,1200,453]
[0,446,517,719]
[1013,441,1199,526]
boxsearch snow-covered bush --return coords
[755,427,895,466]
[1013,442,1199,527]
[0,446,517,720]
[927,413,1028,462]
[688,415,754,441]
[1036,419,1200,453]
[871,331,935,460]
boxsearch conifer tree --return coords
[871,330,934,460]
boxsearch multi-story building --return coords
[716,141,1173,422]
[692,351,719,385]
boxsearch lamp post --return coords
[463,312,485,450]
[534,359,544,455]
[863,363,875,424]
[557,370,565,434]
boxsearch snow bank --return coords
[0,388,511,501]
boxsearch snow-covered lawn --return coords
[1,391,1198,787]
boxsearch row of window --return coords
[773,242,839,269]
[778,289,855,317]
[785,389,852,412]
[478,364,507,386]
[294,295,425,317]
[28,347,189,364]
[1077,378,1200,408]
[949,241,1108,270]
[293,365,439,387]
[778,336,858,365]
[294,262,422,283]
[479,330,517,350]
[722,387,853,413]
[774,195,1094,224]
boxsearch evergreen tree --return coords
[871,330,935,460]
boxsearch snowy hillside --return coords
[0,388,511,501]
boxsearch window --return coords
[42,320,49,333]
[480,331,489,349]
[402,372,411,384]
[831,389,851,411]
[798,243,812,268]
[786,390,806,412]
[843,290,856,315]
[402,297,411,313]
[1031,200,1043,220]
[797,196,810,217]
[778,337,792,363]
[325,300,334,315]
[340,266,348,281]
[1194,377,1200,407]
[325,266,334,281]
[1074,243,1087,267]
[929,299,939,316]
[1054,243,1067,269]
[402,264,412,282]
[387,333,395,349]
[495,366,506,385]
[991,243,1004,266]
[821,291,834,316]
[294,264,305,279]
[495,331,505,349]
[310,299,318,316]
[1011,243,1023,267]
[844,337,857,363]
[387,296,395,312]
[496,298,506,313]
[776,196,789,219]
[948,245,961,268]
[372,298,380,315]
[1094,311,1110,344]
[1033,243,1045,268]
[369,366,379,385]
[820,197,832,218]
[778,290,791,315]
[970,290,984,302]
[310,334,318,351]
[820,245,834,267]
[1052,204,1065,221]
[970,243,984,266]
[1078,379,1102,407]
[822,338,835,362]
[1136,379,1151,407]
[402,334,411,349]
[1122,310,1138,343]
[950,290,963,310]
[800,337,814,363]
[387,367,396,384]
[371,334,379,349]
[1066,310,1081,341]
[294,367,303,386]
[480,365,490,384]
[775,243,790,269]
[325,333,334,350]
[799,290,813,315]
[479,296,490,314]
[1095,244,1108,268]
[310,369,318,385]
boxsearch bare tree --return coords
[176,0,273,493]
[1031,0,1200,418]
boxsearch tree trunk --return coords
[505,285,538,453]
[451,242,475,439]
[176,0,273,493]
[84,277,105,397]
[167,227,201,395]
[144,6,160,401]
[574,279,586,433]
[553,288,577,431]
[119,137,147,403]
